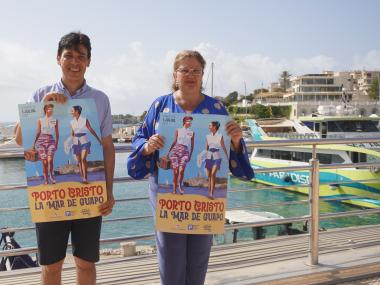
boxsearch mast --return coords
[211,62,214,97]
[244,81,247,119]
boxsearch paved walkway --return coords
[1,224,380,284]
[340,277,380,285]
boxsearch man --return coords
[15,32,115,285]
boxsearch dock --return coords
[1,224,380,284]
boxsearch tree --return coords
[279,71,292,92]
[252,104,271,118]
[223,91,239,106]
[140,110,147,121]
[368,77,379,100]
[228,105,238,114]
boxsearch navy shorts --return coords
[36,216,102,265]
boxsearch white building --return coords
[284,70,379,103]
[237,99,252,107]
[285,71,350,102]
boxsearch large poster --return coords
[18,99,106,222]
[157,113,230,234]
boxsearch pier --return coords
[1,225,380,284]
[1,137,380,284]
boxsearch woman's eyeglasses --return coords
[176,68,203,76]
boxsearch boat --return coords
[298,105,380,150]
[247,119,380,208]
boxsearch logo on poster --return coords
[81,209,91,216]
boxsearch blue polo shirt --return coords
[30,80,113,138]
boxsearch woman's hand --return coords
[143,134,165,156]
[226,121,242,153]
[43,92,67,103]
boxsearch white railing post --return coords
[309,148,320,265]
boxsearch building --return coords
[236,98,253,107]
[285,71,349,102]
[284,70,380,103]
[350,70,380,96]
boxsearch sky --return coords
[0,0,379,121]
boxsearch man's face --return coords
[57,45,90,82]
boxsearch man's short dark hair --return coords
[58,32,91,59]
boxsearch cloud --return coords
[0,41,58,121]
[0,40,378,122]
[353,50,380,70]
[193,43,337,96]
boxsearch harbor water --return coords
[1,151,380,249]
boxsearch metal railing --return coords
[1,138,380,266]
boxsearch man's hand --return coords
[43,92,67,103]
[99,193,115,216]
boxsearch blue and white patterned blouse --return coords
[127,93,254,182]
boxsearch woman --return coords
[205,121,229,199]
[166,116,194,194]
[33,104,59,185]
[70,105,102,184]
[127,50,254,285]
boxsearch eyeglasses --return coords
[176,68,203,76]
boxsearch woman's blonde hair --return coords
[172,50,206,91]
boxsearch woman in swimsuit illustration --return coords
[166,116,195,194]
[33,103,59,185]
[70,105,102,184]
[205,121,228,199]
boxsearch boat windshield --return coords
[256,149,345,164]
[302,120,380,133]
[328,121,380,132]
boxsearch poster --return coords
[157,113,230,234]
[18,99,106,222]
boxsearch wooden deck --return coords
[1,224,380,284]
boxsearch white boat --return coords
[247,119,380,209]
[296,104,380,150]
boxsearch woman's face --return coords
[209,123,216,133]
[45,107,53,117]
[71,108,79,118]
[174,57,203,93]
[184,120,192,128]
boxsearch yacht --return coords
[247,119,380,208]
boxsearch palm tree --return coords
[279,71,292,92]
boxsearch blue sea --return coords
[1,150,380,249]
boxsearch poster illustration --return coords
[18,99,106,222]
[157,113,230,234]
